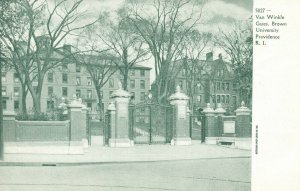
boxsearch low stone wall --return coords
[14,120,70,142]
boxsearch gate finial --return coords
[176,85,181,93]
[118,80,123,90]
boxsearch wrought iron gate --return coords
[189,115,206,142]
[129,103,175,144]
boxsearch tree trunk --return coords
[123,68,129,91]
[19,83,28,115]
[95,88,104,121]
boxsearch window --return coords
[47,101,54,110]
[76,64,81,72]
[2,100,7,109]
[14,87,20,97]
[216,82,220,90]
[217,95,220,103]
[140,80,145,89]
[14,73,19,82]
[140,92,145,101]
[232,96,237,106]
[197,83,202,90]
[222,83,225,90]
[130,70,135,76]
[76,77,81,85]
[140,70,145,77]
[109,91,113,97]
[226,95,230,104]
[76,89,81,98]
[197,95,202,103]
[233,83,237,90]
[2,86,7,96]
[130,80,135,89]
[226,83,229,91]
[87,77,92,86]
[48,87,53,96]
[1,72,6,82]
[211,95,216,103]
[130,92,135,100]
[14,100,19,110]
[87,102,92,110]
[178,81,183,89]
[62,73,68,83]
[221,95,225,103]
[109,79,114,88]
[48,72,53,83]
[87,90,92,99]
[62,87,68,97]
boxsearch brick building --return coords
[1,49,151,113]
[166,52,240,114]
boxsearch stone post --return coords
[109,82,132,147]
[107,101,116,146]
[235,101,252,137]
[67,95,83,154]
[215,103,226,137]
[3,111,16,143]
[81,102,89,148]
[203,103,217,144]
[169,86,191,146]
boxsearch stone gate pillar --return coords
[203,103,217,144]
[68,95,84,154]
[169,86,191,146]
[81,102,89,148]
[109,82,132,147]
[215,103,226,137]
[235,101,252,137]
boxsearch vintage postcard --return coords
[0,0,299,190]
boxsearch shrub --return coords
[16,111,66,121]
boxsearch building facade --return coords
[173,53,240,114]
[1,59,151,113]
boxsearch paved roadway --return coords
[0,157,251,191]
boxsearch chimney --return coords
[206,52,213,61]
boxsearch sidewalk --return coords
[0,141,251,166]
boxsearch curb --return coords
[0,156,251,166]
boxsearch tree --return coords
[96,8,149,90]
[73,49,117,119]
[1,0,99,114]
[129,0,204,103]
[0,0,43,114]
[214,19,253,107]
[0,0,13,160]
[180,30,212,109]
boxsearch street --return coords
[0,157,250,191]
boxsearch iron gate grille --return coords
[189,115,206,142]
[129,103,174,144]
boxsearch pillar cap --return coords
[68,94,83,108]
[169,86,189,101]
[235,101,251,115]
[203,103,214,113]
[215,103,226,114]
[110,81,130,98]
